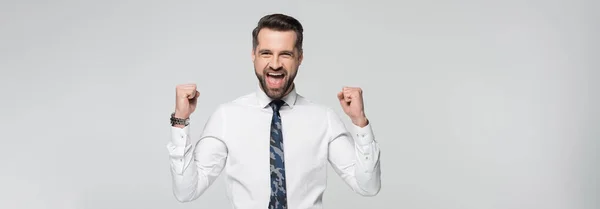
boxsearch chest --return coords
[222,108,330,171]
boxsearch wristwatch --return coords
[170,112,189,126]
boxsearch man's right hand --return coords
[174,84,200,119]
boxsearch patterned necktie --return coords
[269,100,287,209]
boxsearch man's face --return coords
[252,28,303,100]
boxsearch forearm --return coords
[166,126,204,202]
[352,130,381,195]
[350,116,381,192]
[169,154,209,203]
[167,126,225,202]
[328,111,382,196]
[329,133,382,196]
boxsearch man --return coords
[166,13,381,209]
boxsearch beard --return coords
[255,66,296,100]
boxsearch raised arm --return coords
[327,87,381,196]
[166,84,228,202]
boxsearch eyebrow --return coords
[258,49,271,54]
[280,50,295,55]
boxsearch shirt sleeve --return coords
[166,106,228,202]
[326,108,381,196]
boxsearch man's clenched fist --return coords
[337,86,369,127]
[175,84,200,119]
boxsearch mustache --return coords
[262,67,287,76]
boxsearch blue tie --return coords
[269,100,287,209]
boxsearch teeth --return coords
[268,73,283,76]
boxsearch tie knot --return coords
[269,100,285,112]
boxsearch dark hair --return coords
[252,13,304,53]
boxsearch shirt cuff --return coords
[171,125,190,147]
[352,123,375,146]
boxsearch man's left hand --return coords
[337,87,369,127]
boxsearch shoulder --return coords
[294,93,340,118]
[210,91,257,113]
[229,91,256,106]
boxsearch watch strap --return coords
[170,112,189,126]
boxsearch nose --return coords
[268,56,283,70]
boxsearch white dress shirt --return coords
[166,85,381,209]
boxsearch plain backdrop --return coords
[0,0,597,209]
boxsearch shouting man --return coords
[167,13,381,209]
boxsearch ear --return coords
[251,48,256,62]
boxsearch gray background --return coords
[0,0,597,209]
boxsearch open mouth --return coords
[266,72,285,88]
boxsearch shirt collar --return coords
[256,83,297,109]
